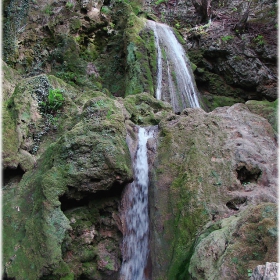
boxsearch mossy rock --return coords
[245,99,278,132]
[189,203,278,279]
[2,74,80,170]
[150,104,277,279]
[3,93,133,279]
[123,92,172,125]
[202,94,244,112]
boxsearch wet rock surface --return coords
[2,61,171,279]
[150,103,277,279]
[143,0,277,109]
[2,0,278,278]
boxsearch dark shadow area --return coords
[237,166,261,184]
[3,272,16,280]
[59,182,126,212]
[3,165,25,186]
[226,196,247,211]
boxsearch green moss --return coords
[246,99,278,132]
[2,98,20,167]
[190,62,197,72]
[203,95,244,111]
[60,273,74,280]
[173,28,185,45]
[70,18,81,33]
[187,50,205,66]
[123,93,172,125]
[167,171,209,279]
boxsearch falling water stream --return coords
[120,126,156,280]
[148,20,201,110]
[120,20,201,280]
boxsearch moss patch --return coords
[246,99,278,132]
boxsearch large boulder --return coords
[150,103,277,279]
[3,85,134,280]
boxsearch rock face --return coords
[250,262,278,280]
[2,0,278,278]
[3,74,134,280]
[150,103,277,279]
[2,63,172,280]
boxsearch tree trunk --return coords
[233,1,252,33]
[192,0,212,23]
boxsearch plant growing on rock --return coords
[66,1,74,9]
[43,4,53,15]
[253,35,265,46]
[39,88,65,114]
[221,35,234,42]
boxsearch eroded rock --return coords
[250,262,279,280]
[150,103,277,279]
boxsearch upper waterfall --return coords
[147,20,201,111]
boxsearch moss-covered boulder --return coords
[189,203,277,280]
[245,99,278,132]
[2,73,79,171]
[150,103,277,279]
[121,92,172,125]
[3,86,134,279]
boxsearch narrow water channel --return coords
[120,126,156,280]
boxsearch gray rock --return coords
[250,262,279,280]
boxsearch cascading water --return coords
[120,20,200,280]
[120,126,156,280]
[148,20,201,111]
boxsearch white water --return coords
[148,20,200,110]
[151,22,163,100]
[120,126,155,280]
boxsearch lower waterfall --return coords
[120,126,157,280]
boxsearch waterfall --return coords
[120,126,156,280]
[148,20,200,111]
[153,23,163,100]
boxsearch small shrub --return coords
[39,89,65,113]
[101,6,110,14]
[43,4,53,15]
[247,269,253,277]
[65,2,74,9]
[221,35,234,42]
[253,35,265,46]
[155,0,167,5]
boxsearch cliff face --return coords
[2,0,278,279]
[149,104,277,279]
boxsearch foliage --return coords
[155,0,167,5]
[43,4,53,15]
[247,269,253,277]
[221,35,234,42]
[253,35,265,46]
[65,2,74,9]
[101,6,110,14]
[40,89,65,114]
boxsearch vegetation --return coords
[39,89,65,114]
[253,35,265,46]
[155,0,167,5]
[221,35,234,42]
[65,2,74,9]
[43,4,53,15]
